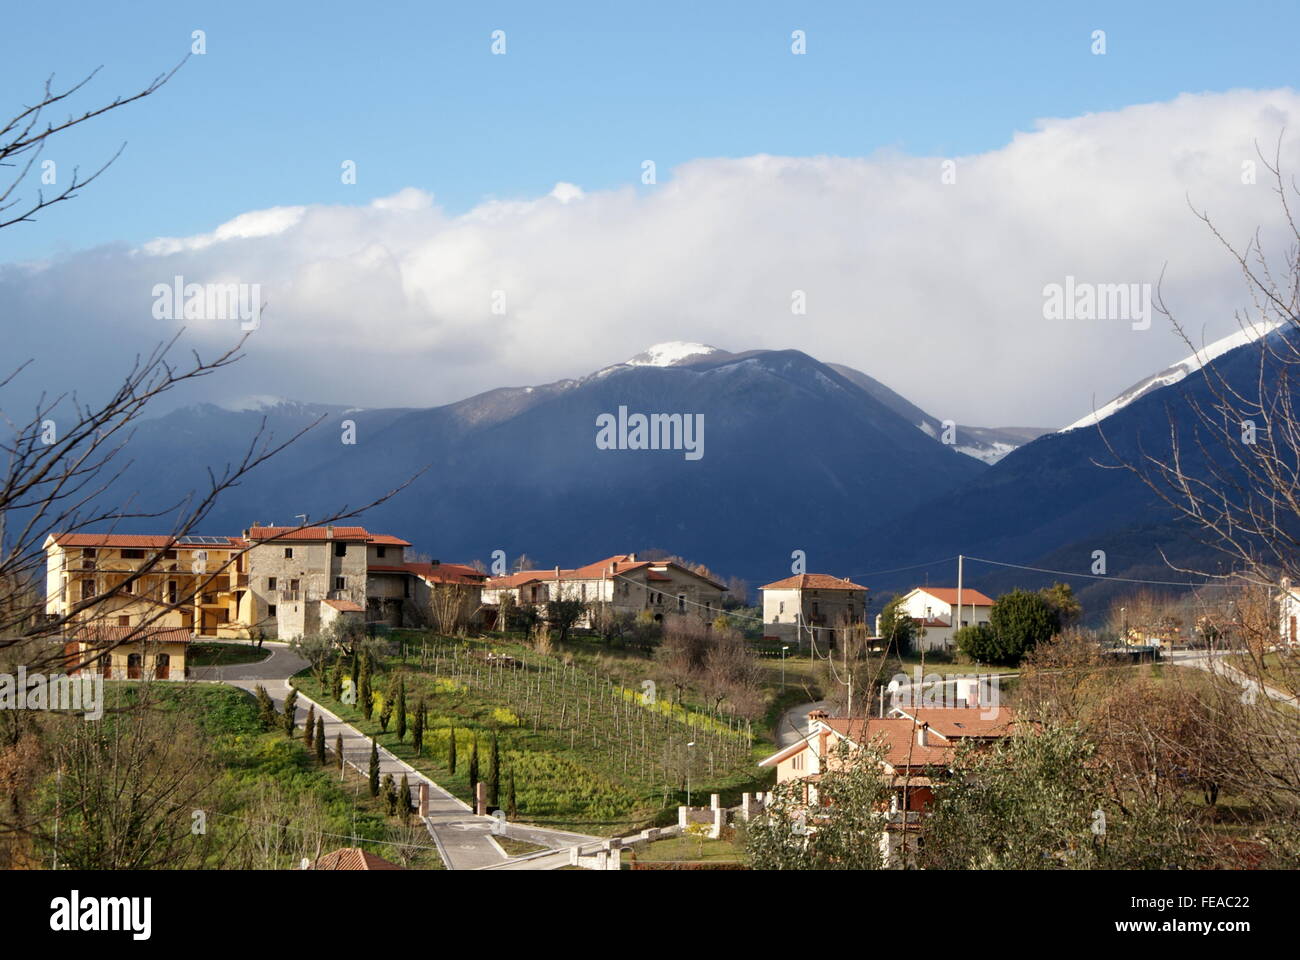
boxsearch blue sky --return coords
[4,0,1298,262]
[3,2,1299,426]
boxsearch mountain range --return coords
[63,331,1283,621]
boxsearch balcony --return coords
[278,590,301,602]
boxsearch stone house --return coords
[483,554,727,626]
[759,573,868,648]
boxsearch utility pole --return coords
[844,633,852,717]
[956,555,964,639]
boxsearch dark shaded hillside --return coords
[74,349,986,589]
[862,328,1294,620]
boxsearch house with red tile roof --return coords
[759,573,868,648]
[483,553,727,626]
[886,586,996,652]
[44,532,250,640]
[311,847,404,870]
[45,522,445,642]
[759,705,1017,861]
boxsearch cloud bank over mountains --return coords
[3,88,1298,426]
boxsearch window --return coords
[377,546,387,558]
[792,753,804,771]
[677,594,686,613]
[334,543,347,558]
[779,600,785,614]
[167,580,178,604]
[163,549,177,560]
[117,615,130,627]
[121,580,133,595]
[335,576,346,591]
[268,577,277,591]
[83,548,97,558]
[80,581,95,600]
[290,578,300,592]
[268,604,278,617]
[284,547,293,559]
[121,549,144,559]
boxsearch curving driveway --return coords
[193,640,599,869]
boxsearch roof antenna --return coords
[294,514,308,527]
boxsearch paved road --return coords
[195,640,598,869]
[1170,648,1298,705]
[776,699,828,748]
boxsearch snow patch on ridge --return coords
[625,342,720,367]
[1061,322,1283,433]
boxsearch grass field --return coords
[629,834,743,864]
[83,683,443,869]
[295,632,774,837]
[188,641,272,667]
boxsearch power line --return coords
[963,555,1247,589]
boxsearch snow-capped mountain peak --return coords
[1061,321,1283,433]
[624,342,721,367]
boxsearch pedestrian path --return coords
[211,645,599,869]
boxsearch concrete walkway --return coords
[199,641,599,869]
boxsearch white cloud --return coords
[4,88,1299,427]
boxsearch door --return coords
[127,653,142,679]
[156,653,170,680]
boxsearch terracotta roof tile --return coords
[914,587,995,607]
[312,847,404,871]
[760,573,868,591]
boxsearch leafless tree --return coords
[1094,143,1300,846]
[1,59,186,231]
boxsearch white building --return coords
[887,587,995,652]
[1278,578,1300,647]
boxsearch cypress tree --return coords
[487,733,500,807]
[448,726,457,774]
[283,688,299,738]
[412,698,425,755]
[315,717,326,764]
[468,734,479,799]
[507,768,517,818]
[399,773,414,820]
[368,739,380,797]
[304,704,316,750]
[359,651,373,720]
[395,676,407,742]
[350,650,359,695]
[383,773,398,815]
[331,657,343,701]
[255,684,277,731]
[335,732,344,771]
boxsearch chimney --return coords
[325,525,334,539]
[807,708,829,732]
[916,723,929,747]
[628,552,636,562]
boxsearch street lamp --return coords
[781,645,790,691]
[686,741,696,807]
